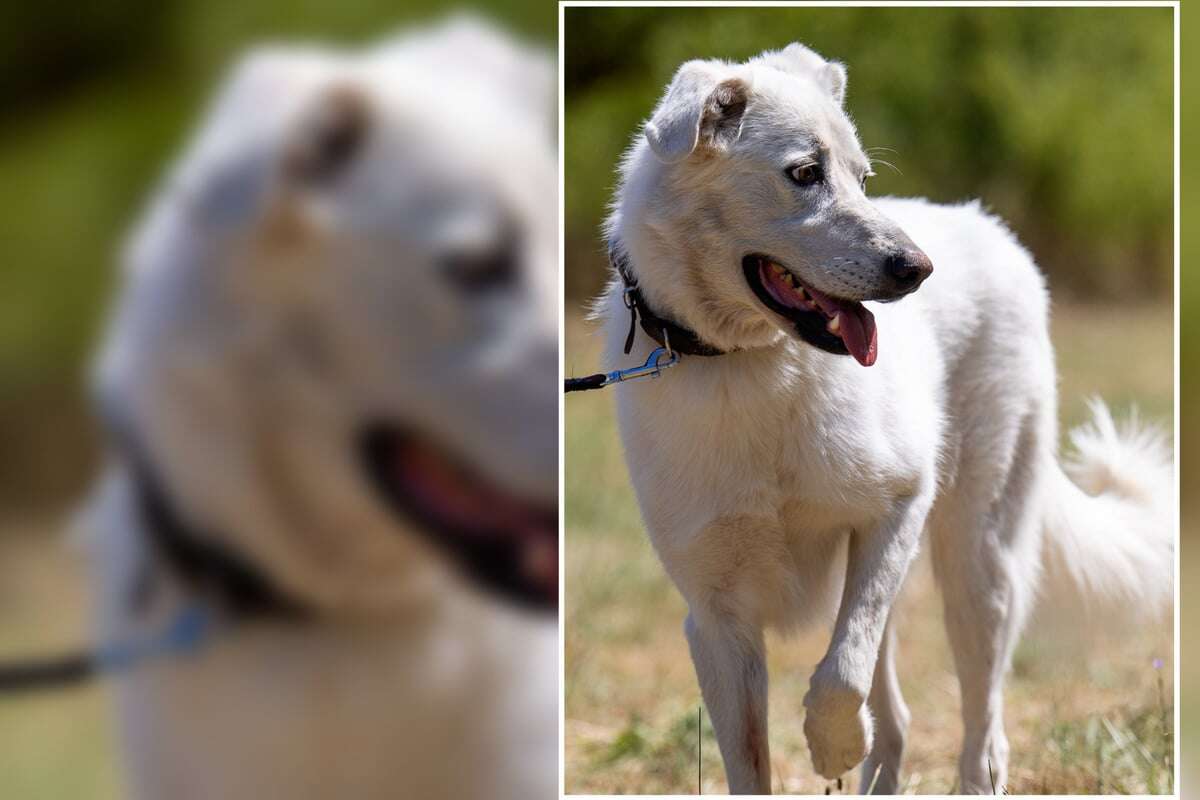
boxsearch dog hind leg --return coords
[859,613,910,794]
[932,415,1044,794]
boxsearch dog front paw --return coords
[803,688,874,780]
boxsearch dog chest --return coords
[616,351,933,542]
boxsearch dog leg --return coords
[933,530,1029,794]
[804,492,930,783]
[685,611,771,794]
[932,417,1043,794]
[932,513,1037,794]
[859,613,909,794]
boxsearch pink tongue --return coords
[757,261,879,366]
[396,445,551,539]
[801,283,879,368]
[835,306,878,367]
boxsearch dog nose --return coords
[884,249,933,292]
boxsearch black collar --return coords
[106,413,307,622]
[611,247,725,357]
[129,452,307,621]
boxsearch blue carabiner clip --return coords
[603,346,679,386]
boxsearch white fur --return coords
[83,19,557,800]
[599,44,1173,794]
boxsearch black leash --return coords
[0,603,215,694]
[565,247,724,393]
[564,372,609,392]
[0,652,92,691]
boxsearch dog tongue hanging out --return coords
[755,256,879,366]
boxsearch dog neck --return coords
[608,152,787,354]
[132,457,307,622]
[610,243,726,357]
[107,412,308,622]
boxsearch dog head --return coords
[95,19,558,614]
[611,43,932,365]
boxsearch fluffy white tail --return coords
[1039,399,1174,629]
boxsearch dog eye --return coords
[860,173,869,191]
[786,163,824,187]
[441,245,519,293]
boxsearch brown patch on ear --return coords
[700,78,748,152]
[284,85,371,185]
[266,85,371,249]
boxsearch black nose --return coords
[884,249,934,292]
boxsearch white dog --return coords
[83,19,557,800]
[598,43,1173,794]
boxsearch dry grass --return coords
[565,302,1174,795]
[0,523,122,798]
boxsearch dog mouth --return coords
[742,254,878,367]
[359,425,556,612]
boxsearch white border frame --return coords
[557,2,1182,797]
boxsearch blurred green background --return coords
[0,0,553,513]
[1179,1,1196,792]
[0,3,552,797]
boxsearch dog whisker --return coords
[869,157,902,176]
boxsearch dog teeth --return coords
[827,315,841,334]
[764,260,813,299]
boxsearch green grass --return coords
[565,302,1174,795]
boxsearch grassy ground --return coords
[565,302,1175,795]
[0,524,122,799]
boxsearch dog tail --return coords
[1038,398,1174,631]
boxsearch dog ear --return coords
[164,49,326,228]
[283,84,371,186]
[771,43,847,105]
[645,60,749,163]
[821,61,847,105]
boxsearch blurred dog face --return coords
[97,20,558,613]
